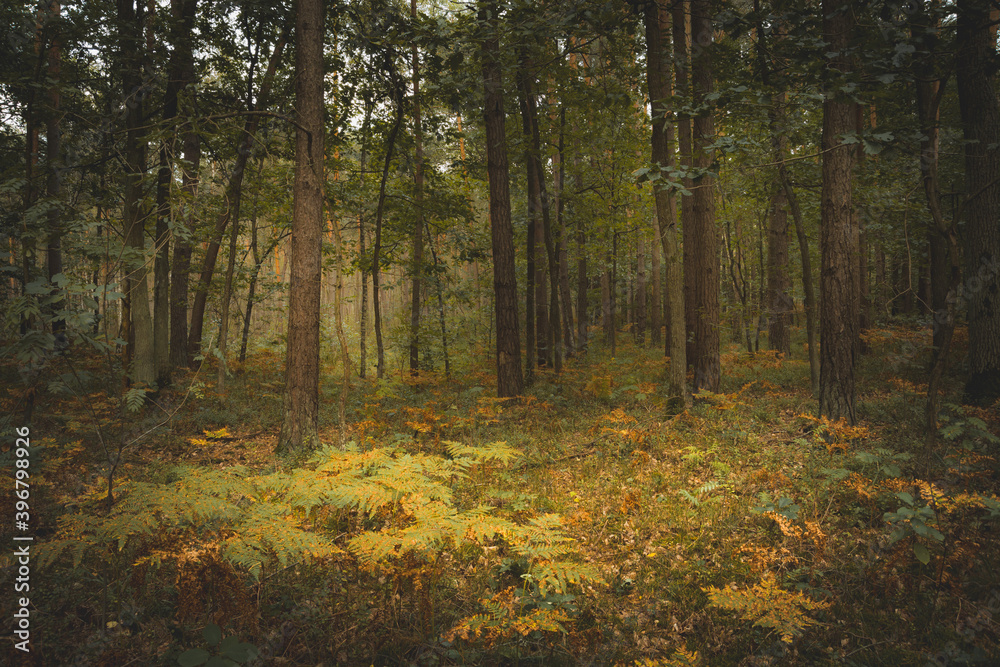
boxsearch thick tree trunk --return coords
[957,0,1000,406]
[277,0,324,454]
[645,0,687,400]
[689,0,720,392]
[818,0,858,424]
[479,0,523,397]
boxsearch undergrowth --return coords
[1,327,999,665]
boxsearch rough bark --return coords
[479,0,523,397]
[118,0,155,387]
[277,0,324,454]
[673,0,696,369]
[957,0,1000,406]
[818,0,858,424]
[645,0,687,400]
[689,0,720,392]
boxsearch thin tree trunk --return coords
[767,182,791,355]
[479,0,523,397]
[277,0,324,454]
[650,216,662,347]
[358,97,372,379]
[153,0,197,383]
[555,105,575,354]
[119,0,155,387]
[372,90,405,380]
[170,31,200,369]
[217,188,240,390]
[408,0,424,375]
[909,1,961,440]
[188,27,287,364]
[45,1,63,336]
[428,230,451,376]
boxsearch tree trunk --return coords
[217,182,240,390]
[818,0,858,424]
[767,183,791,356]
[357,97,373,379]
[635,236,647,345]
[118,0,155,387]
[645,0,687,400]
[408,0,424,375]
[673,0,696,369]
[277,0,324,454]
[479,0,523,397]
[45,1,63,337]
[170,54,200,369]
[188,28,287,364]
[650,216,662,347]
[153,0,197,384]
[957,0,1000,406]
[554,104,575,354]
[372,88,404,380]
[689,0,720,392]
[519,47,561,372]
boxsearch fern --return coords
[530,559,603,596]
[704,575,829,643]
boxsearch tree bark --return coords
[818,0,858,424]
[153,0,197,384]
[118,0,155,387]
[673,0,696,369]
[408,0,424,375]
[45,1,63,337]
[645,0,687,401]
[480,0,523,397]
[957,0,1000,406]
[372,89,405,380]
[277,0,324,454]
[767,183,791,356]
[689,0,720,392]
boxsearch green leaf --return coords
[203,624,222,648]
[178,648,211,667]
[913,543,930,565]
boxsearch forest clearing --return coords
[3,0,1000,664]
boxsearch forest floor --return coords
[2,324,999,666]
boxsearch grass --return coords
[1,324,998,666]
